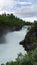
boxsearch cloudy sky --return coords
[0,0,37,22]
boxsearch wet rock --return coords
[20,25,37,52]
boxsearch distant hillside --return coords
[0,13,32,27]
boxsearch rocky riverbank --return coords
[20,21,37,52]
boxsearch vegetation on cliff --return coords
[1,48,37,65]
[20,21,37,51]
[0,13,32,36]
[0,13,32,30]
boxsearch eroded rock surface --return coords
[20,22,37,51]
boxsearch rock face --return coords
[0,25,22,36]
[20,22,37,51]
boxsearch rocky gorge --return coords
[20,21,37,52]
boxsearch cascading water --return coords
[0,26,28,64]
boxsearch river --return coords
[0,26,28,64]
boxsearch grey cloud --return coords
[14,5,37,17]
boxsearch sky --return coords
[0,0,37,22]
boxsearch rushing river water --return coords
[0,26,28,64]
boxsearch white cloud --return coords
[0,0,37,22]
[17,1,32,5]
[0,0,32,12]
[0,0,16,12]
[22,17,37,22]
[14,4,37,17]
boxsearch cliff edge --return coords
[20,21,37,51]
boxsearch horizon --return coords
[0,0,37,22]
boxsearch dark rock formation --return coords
[0,24,22,35]
[20,22,37,51]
